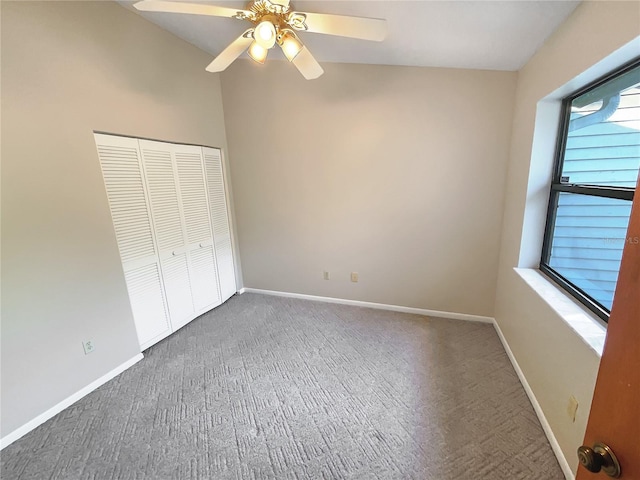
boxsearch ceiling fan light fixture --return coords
[278,29,303,62]
[254,20,277,49]
[248,41,268,64]
[134,0,388,80]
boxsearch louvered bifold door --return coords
[174,144,222,313]
[94,134,171,349]
[203,147,237,301]
[138,139,195,332]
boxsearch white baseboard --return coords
[245,287,572,478]
[242,288,494,323]
[1,292,573,480]
[492,321,574,480]
[0,353,144,450]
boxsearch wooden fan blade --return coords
[134,0,251,19]
[206,30,254,73]
[289,11,387,41]
[292,47,324,80]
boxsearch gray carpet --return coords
[1,293,564,479]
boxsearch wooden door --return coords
[577,191,640,478]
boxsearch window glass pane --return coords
[548,193,633,310]
[562,65,640,187]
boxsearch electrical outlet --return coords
[567,395,578,422]
[83,340,95,355]
[351,272,359,283]
[323,271,330,280]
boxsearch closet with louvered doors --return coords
[95,133,235,350]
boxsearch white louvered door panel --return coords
[189,245,220,312]
[124,264,170,348]
[139,139,196,329]
[159,253,195,331]
[94,133,171,349]
[174,144,221,311]
[203,147,237,301]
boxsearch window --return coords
[541,60,640,322]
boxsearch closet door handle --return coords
[172,250,178,256]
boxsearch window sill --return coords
[514,268,606,357]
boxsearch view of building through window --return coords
[542,63,639,318]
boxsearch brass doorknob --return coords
[577,442,621,478]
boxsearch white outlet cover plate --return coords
[83,341,95,355]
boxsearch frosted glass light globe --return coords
[255,21,276,49]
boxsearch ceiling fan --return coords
[133,0,387,79]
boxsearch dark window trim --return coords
[539,264,610,321]
[540,57,640,323]
[551,184,634,201]
[566,58,640,106]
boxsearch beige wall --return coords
[494,1,640,474]
[221,61,516,317]
[0,1,235,438]
[4,0,635,469]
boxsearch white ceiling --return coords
[120,0,581,71]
